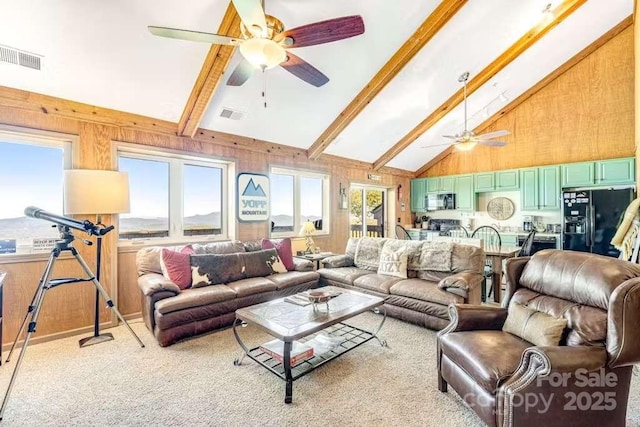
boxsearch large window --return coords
[270,167,329,236]
[118,146,230,243]
[0,130,72,254]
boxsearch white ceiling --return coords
[0,0,633,172]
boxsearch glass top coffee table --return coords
[232,286,387,403]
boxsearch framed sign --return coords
[237,172,270,222]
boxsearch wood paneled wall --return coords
[420,25,634,177]
[0,92,412,346]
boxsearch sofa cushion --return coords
[353,274,404,294]
[322,255,354,268]
[503,303,568,346]
[345,237,360,257]
[451,243,485,274]
[318,267,373,286]
[377,242,408,279]
[191,253,244,288]
[390,279,461,306]
[415,241,452,272]
[267,271,320,290]
[262,238,295,271]
[354,237,387,271]
[440,331,532,392]
[155,285,237,315]
[192,240,245,255]
[226,277,278,297]
[384,295,455,319]
[160,245,195,290]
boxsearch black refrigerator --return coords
[562,188,634,257]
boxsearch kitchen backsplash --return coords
[419,190,563,232]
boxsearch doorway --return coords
[349,186,386,238]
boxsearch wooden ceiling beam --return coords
[412,14,633,177]
[306,0,468,160]
[177,2,242,137]
[372,0,587,171]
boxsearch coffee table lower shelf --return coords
[233,318,386,403]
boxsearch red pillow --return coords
[160,245,195,290]
[261,238,294,271]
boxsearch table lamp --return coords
[299,221,316,254]
[64,169,130,347]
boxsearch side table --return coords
[293,253,335,270]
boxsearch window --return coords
[270,167,330,237]
[0,130,72,254]
[117,145,230,243]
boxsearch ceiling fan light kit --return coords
[239,38,286,70]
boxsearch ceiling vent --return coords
[219,108,244,120]
[0,44,42,70]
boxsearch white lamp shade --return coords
[299,221,316,236]
[240,38,286,70]
[64,170,130,215]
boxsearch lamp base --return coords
[78,332,114,348]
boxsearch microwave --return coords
[425,193,456,211]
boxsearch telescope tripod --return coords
[0,227,144,421]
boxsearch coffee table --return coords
[232,286,387,403]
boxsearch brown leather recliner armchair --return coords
[437,249,640,427]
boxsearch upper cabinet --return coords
[474,170,519,192]
[520,168,539,210]
[562,158,635,188]
[474,173,495,192]
[520,166,560,211]
[454,175,475,212]
[410,179,426,212]
[426,176,454,193]
[595,158,635,185]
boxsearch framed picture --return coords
[237,172,270,222]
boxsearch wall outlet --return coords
[397,217,401,223]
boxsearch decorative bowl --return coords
[308,291,332,303]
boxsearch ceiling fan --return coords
[436,72,510,151]
[148,0,365,88]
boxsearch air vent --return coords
[219,108,244,120]
[0,44,42,70]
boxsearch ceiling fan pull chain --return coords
[262,68,268,108]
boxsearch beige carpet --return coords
[0,314,638,426]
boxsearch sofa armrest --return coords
[138,273,181,297]
[321,255,354,268]
[439,304,508,335]
[293,258,314,272]
[437,271,483,292]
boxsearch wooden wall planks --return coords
[420,24,634,177]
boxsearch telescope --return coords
[24,206,113,236]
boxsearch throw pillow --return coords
[415,241,452,272]
[377,244,408,279]
[503,303,568,346]
[190,253,244,288]
[354,237,387,271]
[160,245,195,290]
[242,249,286,276]
[261,238,295,271]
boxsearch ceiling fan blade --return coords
[226,57,255,86]
[148,26,240,45]
[275,15,364,48]
[231,0,267,37]
[280,52,329,87]
[421,143,454,148]
[477,129,510,140]
[442,135,459,140]
[479,140,507,147]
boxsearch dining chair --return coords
[471,226,502,302]
[444,226,469,238]
[395,224,412,240]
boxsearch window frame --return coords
[116,143,234,247]
[0,126,75,260]
[269,166,330,238]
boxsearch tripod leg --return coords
[0,266,54,420]
[6,252,57,363]
[72,250,145,348]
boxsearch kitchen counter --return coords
[405,228,560,237]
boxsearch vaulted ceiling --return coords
[0,0,633,172]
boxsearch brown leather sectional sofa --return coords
[318,237,486,330]
[136,240,319,346]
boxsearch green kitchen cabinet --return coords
[474,173,495,192]
[410,179,426,212]
[520,168,539,210]
[501,234,518,246]
[595,158,635,186]
[426,176,454,193]
[454,174,475,211]
[562,162,594,187]
[407,230,421,240]
[495,169,520,190]
[539,166,561,210]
